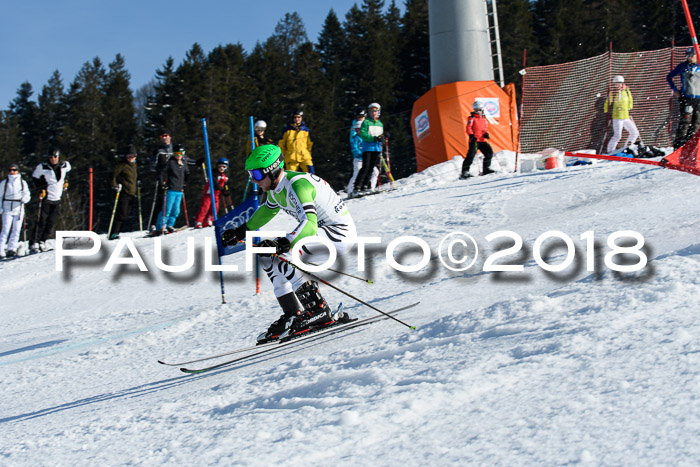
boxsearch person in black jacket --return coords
[109,145,139,240]
[154,144,189,234]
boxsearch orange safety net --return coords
[411,81,519,172]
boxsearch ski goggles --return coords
[174,151,185,157]
[248,168,266,181]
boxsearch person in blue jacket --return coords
[667,47,700,149]
[346,107,376,196]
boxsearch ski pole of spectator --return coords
[107,184,122,237]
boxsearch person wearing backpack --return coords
[0,163,31,258]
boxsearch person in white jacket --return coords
[30,148,71,252]
[0,163,31,258]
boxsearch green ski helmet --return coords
[246,144,284,182]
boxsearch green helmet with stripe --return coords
[246,144,284,181]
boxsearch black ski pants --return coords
[462,141,494,174]
[112,193,135,234]
[354,151,381,190]
[32,199,60,244]
[675,96,700,149]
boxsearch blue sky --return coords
[0,0,395,109]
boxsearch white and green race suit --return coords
[246,171,357,297]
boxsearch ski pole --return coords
[161,186,168,232]
[305,261,374,284]
[234,240,413,329]
[242,176,252,203]
[107,184,122,236]
[33,191,45,246]
[137,180,143,231]
[238,239,372,283]
[274,253,415,329]
[182,190,189,228]
[147,180,159,230]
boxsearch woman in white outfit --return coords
[0,163,31,258]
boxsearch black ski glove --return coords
[196,158,205,165]
[222,224,247,246]
[483,132,490,140]
[257,237,291,257]
[469,135,476,143]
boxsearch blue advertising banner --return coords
[214,196,258,256]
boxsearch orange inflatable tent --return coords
[411,81,519,172]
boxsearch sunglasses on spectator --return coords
[9,168,18,172]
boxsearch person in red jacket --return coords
[460,101,495,179]
[194,158,231,228]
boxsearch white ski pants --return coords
[0,210,25,253]
[607,118,640,153]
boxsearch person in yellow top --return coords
[278,110,314,173]
[604,75,640,154]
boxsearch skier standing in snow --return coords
[155,144,189,235]
[667,47,700,149]
[194,158,230,228]
[222,144,357,342]
[278,110,314,173]
[604,75,640,154]
[347,107,377,196]
[109,145,139,240]
[0,163,31,259]
[30,148,71,252]
[254,120,274,148]
[460,101,494,179]
[354,103,384,192]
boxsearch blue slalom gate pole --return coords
[202,118,227,304]
[249,116,261,295]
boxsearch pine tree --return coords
[102,54,137,156]
[36,70,66,157]
[8,82,39,158]
[497,0,536,87]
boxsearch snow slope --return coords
[1,157,699,466]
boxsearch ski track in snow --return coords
[1,157,699,465]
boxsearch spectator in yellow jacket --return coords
[604,75,640,154]
[278,110,314,173]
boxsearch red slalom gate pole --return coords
[680,0,700,59]
[89,168,93,230]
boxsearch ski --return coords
[177,301,419,374]
[159,303,346,366]
[344,187,396,201]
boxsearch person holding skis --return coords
[460,101,494,179]
[353,102,384,193]
[254,120,274,148]
[154,144,189,235]
[221,144,357,342]
[278,110,314,173]
[0,163,31,259]
[30,148,71,252]
[604,75,640,154]
[667,47,700,149]
[194,158,230,228]
[109,145,139,240]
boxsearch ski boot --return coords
[279,281,336,340]
[257,292,304,344]
[459,171,473,180]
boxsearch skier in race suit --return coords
[222,144,357,341]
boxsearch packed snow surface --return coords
[1,157,699,465]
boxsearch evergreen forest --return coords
[0,0,697,234]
